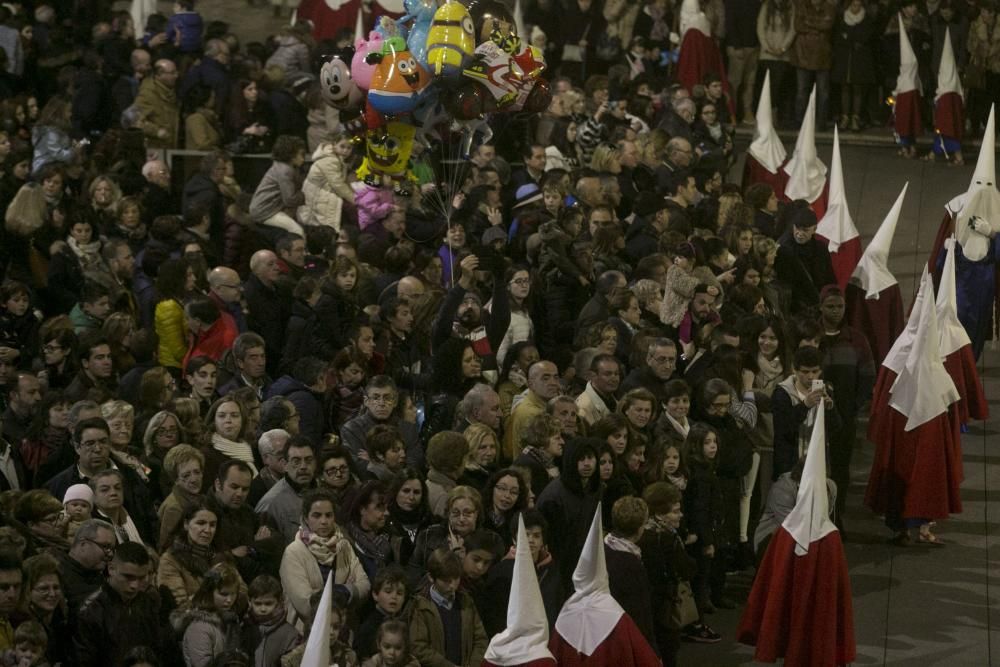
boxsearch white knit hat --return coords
[63,483,94,507]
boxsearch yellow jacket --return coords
[155,298,188,368]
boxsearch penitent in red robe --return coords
[935,91,964,142]
[844,282,905,364]
[944,345,989,424]
[821,236,862,291]
[676,30,735,118]
[548,616,660,667]
[782,180,830,220]
[864,368,963,522]
[894,89,923,138]
[482,660,556,667]
[737,528,855,667]
[742,154,789,199]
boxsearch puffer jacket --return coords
[174,608,243,667]
[155,297,188,368]
[73,583,164,667]
[299,147,354,231]
[265,35,311,81]
[31,125,76,174]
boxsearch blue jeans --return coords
[795,68,830,127]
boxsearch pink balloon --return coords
[351,31,384,90]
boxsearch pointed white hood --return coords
[555,505,623,656]
[679,0,711,38]
[783,85,827,203]
[850,183,906,298]
[889,271,960,431]
[300,574,333,667]
[894,13,922,95]
[485,518,556,666]
[936,236,973,356]
[956,105,1000,261]
[817,125,859,250]
[749,69,787,174]
[882,267,927,375]
[782,400,838,555]
[935,27,962,101]
[354,6,365,43]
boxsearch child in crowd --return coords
[166,0,204,53]
[683,423,727,615]
[458,530,503,632]
[176,563,245,667]
[63,483,94,541]
[355,185,396,232]
[408,547,488,667]
[356,566,409,660]
[281,598,357,667]
[361,620,418,667]
[242,575,300,667]
[4,621,48,667]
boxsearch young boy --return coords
[356,566,409,660]
[243,575,300,667]
[409,547,488,667]
[62,484,94,541]
[483,509,562,636]
[281,597,356,667]
[361,620,418,667]
[772,346,841,480]
[69,282,112,335]
[8,620,48,667]
[458,531,503,634]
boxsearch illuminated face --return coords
[663,446,681,475]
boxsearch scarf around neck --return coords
[756,352,784,391]
[844,6,865,25]
[347,521,392,566]
[211,433,258,475]
[604,532,642,557]
[298,524,343,566]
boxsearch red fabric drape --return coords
[742,154,789,198]
[844,282,905,363]
[548,616,660,667]
[819,235,862,291]
[944,345,989,423]
[737,528,856,667]
[894,89,923,138]
[935,91,964,142]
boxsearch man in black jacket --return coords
[59,519,115,611]
[45,418,157,542]
[430,253,510,373]
[73,543,164,667]
[244,250,291,377]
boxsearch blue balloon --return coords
[404,0,437,68]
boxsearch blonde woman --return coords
[101,399,150,483]
[459,423,498,490]
[158,444,205,550]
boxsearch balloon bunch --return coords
[316,0,551,193]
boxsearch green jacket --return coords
[408,589,487,667]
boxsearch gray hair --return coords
[459,383,498,415]
[258,428,290,457]
[120,105,144,130]
[672,98,696,115]
[88,468,124,492]
[68,401,101,430]
[72,518,115,546]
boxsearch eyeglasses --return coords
[83,538,116,555]
[710,401,731,410]
[32,584,60,596]
[42,344,63,353]
[156,426,179,437]
[449,510,477,519]
[650,356,676,365]
[77,440,109,453]
[366,394,396,405]
[495,485,520,497]
[510,278,530,286]
[324,465,350,476]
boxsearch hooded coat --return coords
[536,439,603,590]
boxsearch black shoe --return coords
[682,624,722,643]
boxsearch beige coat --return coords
[279,531,370,625]
[157,550,202,611]
[575,381,612,427]
[299,151,354,231]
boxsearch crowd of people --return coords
[0,0,981,666]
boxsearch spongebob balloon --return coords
[366,36,432,116]
[426,0,476,76]
[357,121,418,193]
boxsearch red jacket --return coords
[183,313,238,373]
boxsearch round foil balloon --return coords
[319,57,364,109]
[425,0,476,76]
[466,0,518,51]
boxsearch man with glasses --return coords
[317,445,360,523]
[58,518,115,610]
[622,338,679,405]
[207,266,248,333]
[74,542,164,667]
[341,375,421,469]
[256,436,317,545]
[44,418,156,538]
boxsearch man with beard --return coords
[255,436,317,545]
[341,375,421,470]
[431,254,510,374]
[2,371,40,446]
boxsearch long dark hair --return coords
[430,338,481,396]
[387,468,431,521]
[25,391,71,439]
[481,468,529,516]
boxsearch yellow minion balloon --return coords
[426,0,475,76]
